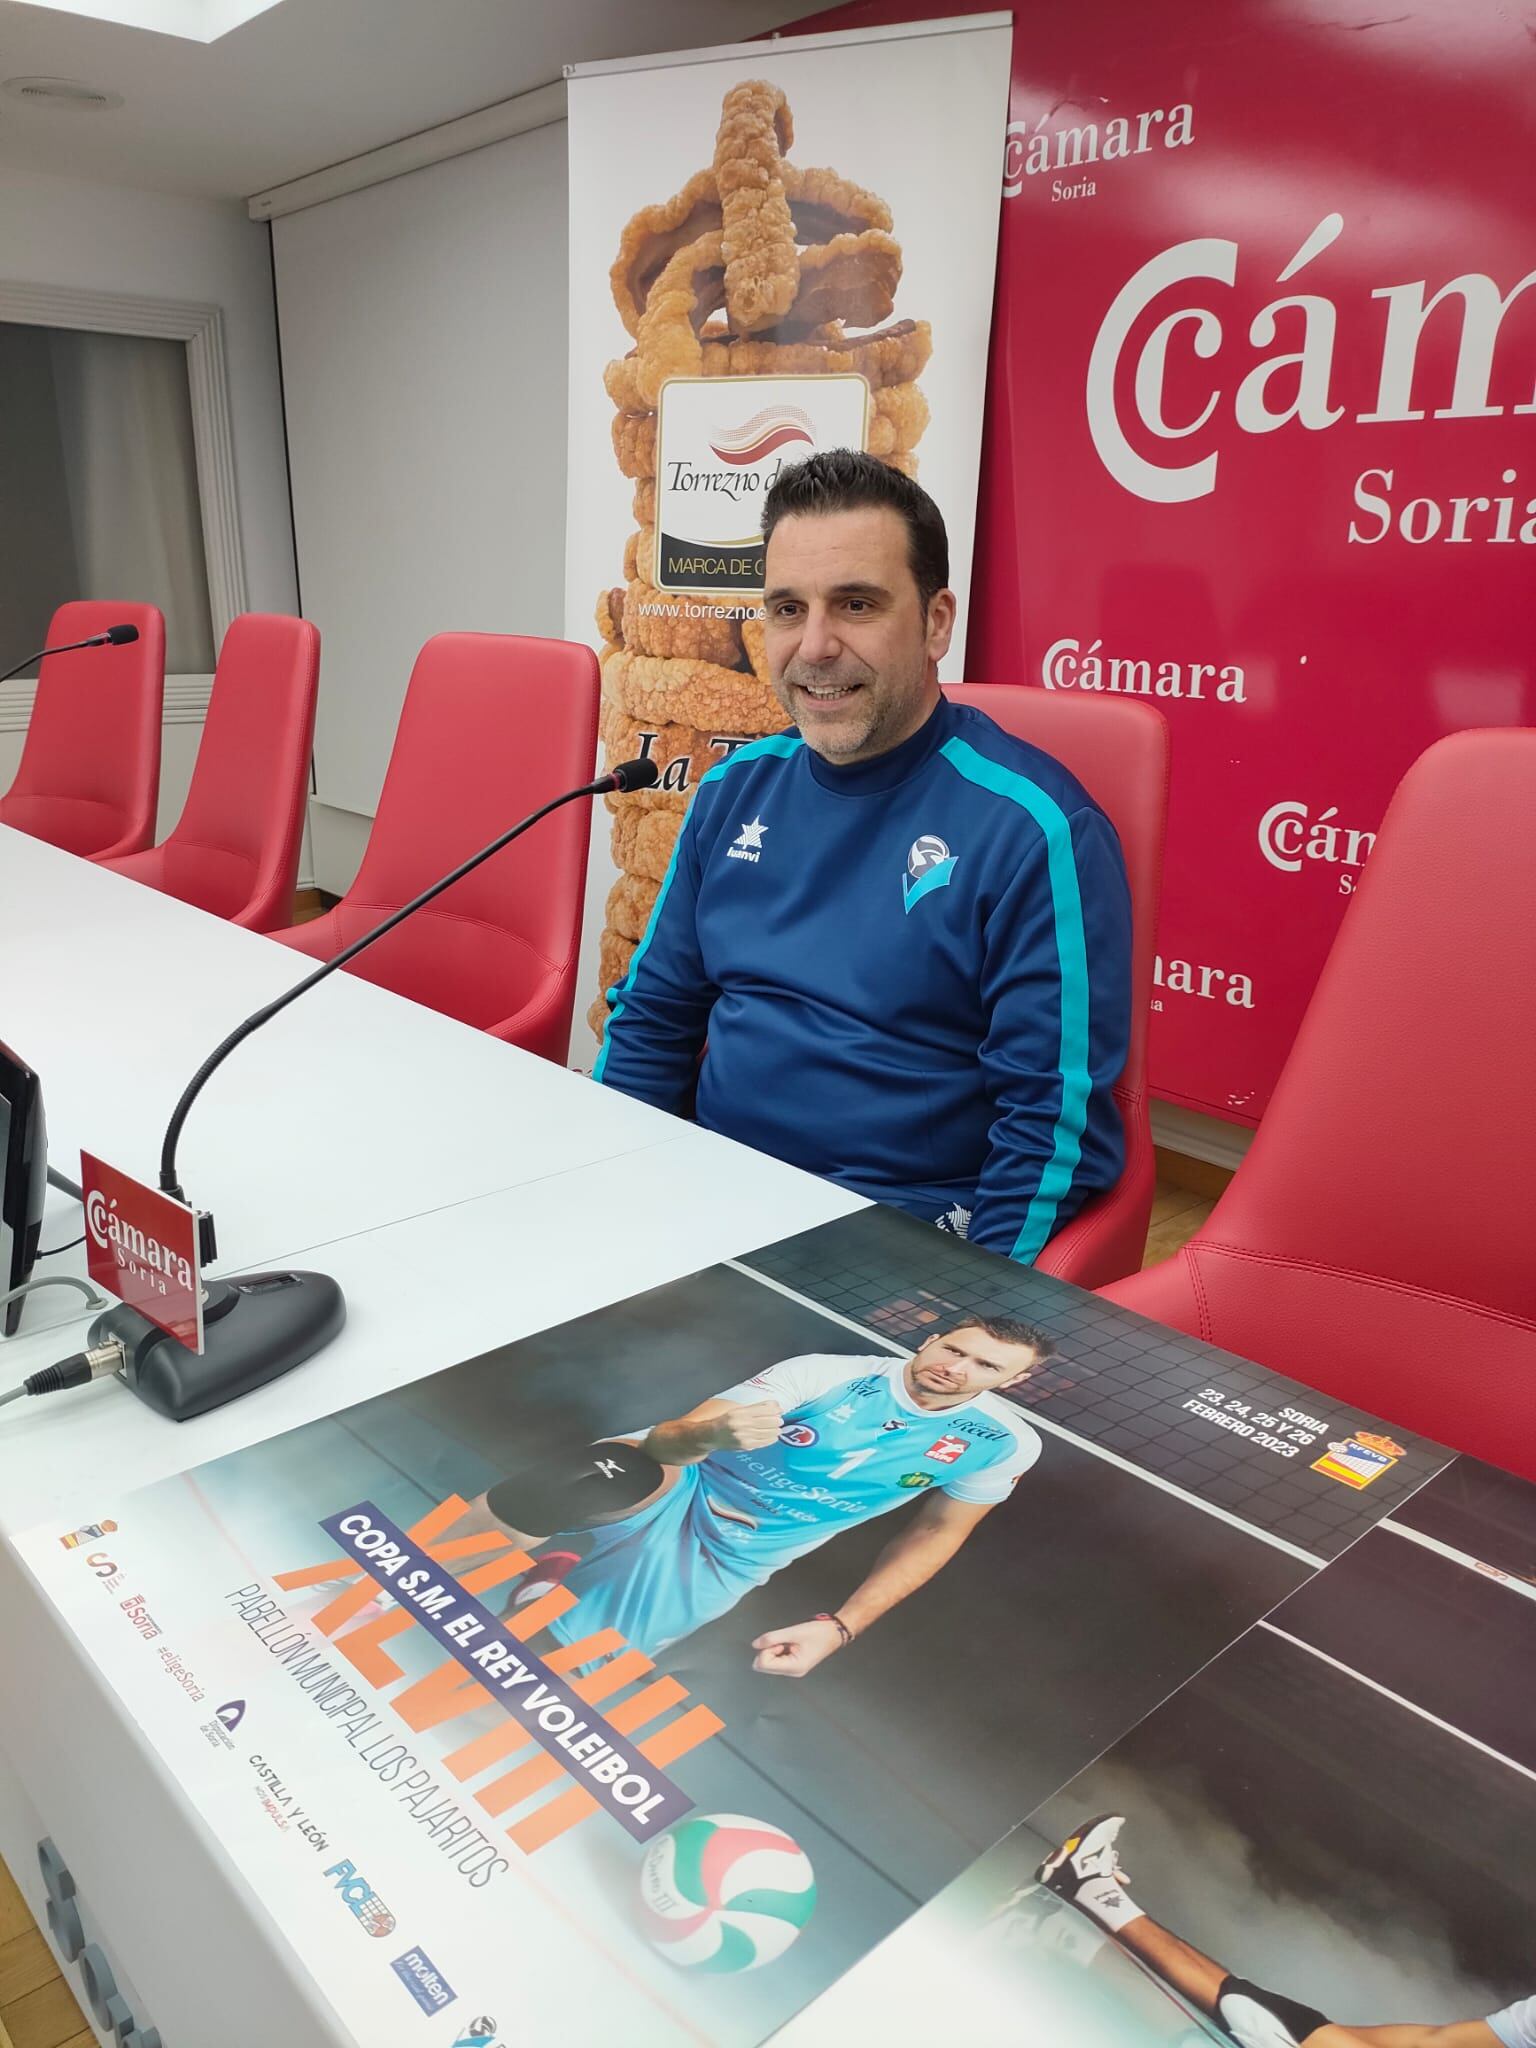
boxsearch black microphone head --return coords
[609,757,661,793]
[104,623,139,645]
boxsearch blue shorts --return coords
[541,1465,770,1661]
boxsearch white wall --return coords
[271,119,567,894]
[0,163,305,865]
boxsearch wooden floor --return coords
[1144,1179,1216,1267]
[0,1855,90,2048]
[0,1164,1221,2046]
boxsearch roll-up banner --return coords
[563,14,1012,1057]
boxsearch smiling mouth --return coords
[796,681,861,704]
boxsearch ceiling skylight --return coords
[16,0,283,43]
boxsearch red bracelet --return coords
[817,1611,854,1647]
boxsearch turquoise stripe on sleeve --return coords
[696,732,804,784]
[592,732,803,1081]
[938,734,1093,1263]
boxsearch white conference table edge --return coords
[0,1139,867,2048]
[1,824,871,2046]
[0,824,691,1275]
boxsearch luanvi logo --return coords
[728,816,769,864]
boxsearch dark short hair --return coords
[941,1315,1057,1365]
[762,449,950,613]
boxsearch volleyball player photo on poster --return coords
[17,1208,1453,2046]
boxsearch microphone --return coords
[86,754,662,1421]
[0,623,141,689]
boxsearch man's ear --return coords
[1000,1354,1047,1391]
[926,588,957,667]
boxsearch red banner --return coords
[787,0,1536,1122]
[81,1151,203,1352]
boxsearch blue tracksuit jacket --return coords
[595,696,1131,1262]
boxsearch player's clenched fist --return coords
[707,1400,782,1451]
[751,1617,843,1678]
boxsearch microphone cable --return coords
[1,1339,124,1410]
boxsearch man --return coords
[595,450,1132,1264]
[473,1317,1053,1677]
[1037,1813,1534,2048]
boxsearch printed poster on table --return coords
[18,1208,1455,2047]
[780,1457,1536,2046]
[561,14,1011,1060]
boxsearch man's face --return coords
[907,1328,1044,1402]
[762,505,955,765]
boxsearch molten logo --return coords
[709,405,815,467]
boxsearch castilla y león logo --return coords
[708,405,814,467]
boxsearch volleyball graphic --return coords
[638,1813,817,1971]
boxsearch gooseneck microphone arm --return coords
[0,623,141,690]
[158,756,659,1204]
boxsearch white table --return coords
[0,824,861,2047]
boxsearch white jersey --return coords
[1489,1996,1536,2048]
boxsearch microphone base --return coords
[90,1270,346,1421]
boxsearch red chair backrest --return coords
[0,600,164,858]
[1103,729,1536,1478]
[152,613,320,929]
[280,633,600,1059]
[945,683,1169,1287]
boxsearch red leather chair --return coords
[945,684,1169,1288]
[0,600,164,859]
[101,613,320,931]
[1103,730,1536,1482]
[270,633,600,1063]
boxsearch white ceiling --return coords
[0,0,809,200]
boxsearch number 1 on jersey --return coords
[828,1446,878,1480]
